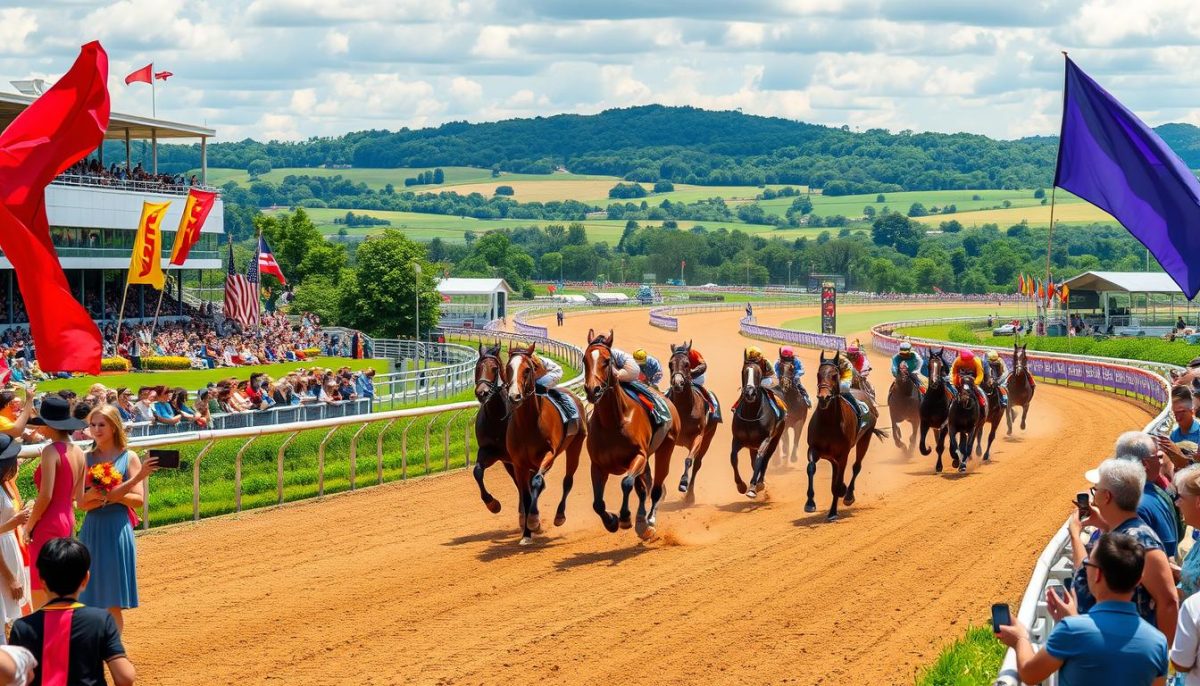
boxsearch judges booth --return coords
[1061,271,1193,336]
[436,278,512,328]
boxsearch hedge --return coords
[303,347,320,357]
[141,356,193,370]
[101,357,131,372]
[900,323,1200,367]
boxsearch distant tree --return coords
[495,185,515,196]
[337,226,348,237]
[662,220,678,229]
[940,219,963,233]
[337,230,439,339]
[383,183,395,195]
[1041,198,1048,205]
[247,159,271,177]
[653,180,675,193]
[838,228,852,238]
[943,204,957,214]
[907,202,928,217]
[609,182,648,199]
[1002,199,1012,208]
[566,222,588,246]
[876,194,886,203]
[433,168,445,184]
[972,193,983,201]
[1007,222,1029,238]
[464,230,476,244]
[790,196,814,215]
[1034,188,1045,199]
[491,166,501,178]
[863,205,876,219]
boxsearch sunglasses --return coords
[1081,559,1100,572]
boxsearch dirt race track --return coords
[129,304,1151,685]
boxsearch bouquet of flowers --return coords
[88,462,123,493]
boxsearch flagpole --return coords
[151,77,156,119]
[113,283,130,360]
[150,275,168,334]
[255,229,263,339]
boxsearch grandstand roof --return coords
[1062,271,1182,294]
[436,278,512,296]
[0,92,215,139]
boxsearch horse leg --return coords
[983,418,999,463]
[591,463,619,533]
[891,411,903,449]
[750,428,785,497]
[555,435,582,527]
[633,470,651,539]
[517,466,535,546]
[618,454,647,530]
[1020,403,1029,430]
[685,423,717,504]
[472,452,503,514]
[844,433,871,506]
[935,427,947,473]
[804,447,818,513]
[1005,405,1014,435]
[646,440,674,534]
[731,441,748,494]
[957,431,969,473]
[919,418,931,457]
[827,457,848,522]
[676,430,701,496]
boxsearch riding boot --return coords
[799,385,812,408]
[999,387,1009,408]
[843,394,866,429]
[697,384,722,422]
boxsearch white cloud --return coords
[322,30,349,55]
[0,9,37,55]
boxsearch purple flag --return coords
[1055,57,1200,298]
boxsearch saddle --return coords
[622,381,672,452]
[539,387,581,440]
[695,384,723,423]
[732,388,786,421]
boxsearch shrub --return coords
[101,357,131,372]
[303,347,321,357]
[142,356,193,370]
[494,185,515,196]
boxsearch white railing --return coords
[52,173,221,196]
[869,318,1176,686]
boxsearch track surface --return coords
[129,305,1150,684]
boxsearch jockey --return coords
[846,344,872,377]
[533,353,579,421]
[949,349,988,407]
[633,348,663,389]
[985,350,1010,408]
[836,351,870,426]
[775,347,810,406]
[744,346,785,418]
[891,342,926,391]
[686,346,722,422]
[613,345,670,428]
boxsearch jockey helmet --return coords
[633,349,648,363]
[746,346,763,360]
[846,345,860,356]
[779,346,795,359]
[898,341,912,352]
[958,350,975,363]
[986,351,1001,362]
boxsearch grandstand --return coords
[0,93,223,327]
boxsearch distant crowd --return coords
[61,158,199,192]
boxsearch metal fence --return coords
[124,398,375,440]
[322,327,479,409]
[52,173,221,195]
[868,318,1177,686]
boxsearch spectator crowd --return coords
[62,158,199,193]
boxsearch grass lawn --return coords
[37,357,386,397]
[781,304,1023,336]
[915,625,1006,686]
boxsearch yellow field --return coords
[443,179,648,204]
[912,200,1116,228]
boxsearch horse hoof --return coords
[618,517,632,530]
[735,481,747,495]
[958,463,967,474]
[951,458,960,469]
[554,514,566,527]
[826,514,840,523]
[638,525,656,541]
[603,515,619,533]
[486,499,502,514]
[935,464,943,474]
[678,481,689,493]
[804,502,816,513]
[843,495,855,506]
[518,536,534,546]
[528,516,543,533]
[745,488,757,499]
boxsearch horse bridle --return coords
[505,350,542,412]
[669,349,692,389]
[816,360,839,408]
[585,344,616,401]
[475,353,504,402]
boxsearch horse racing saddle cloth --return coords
[539,387,581,439]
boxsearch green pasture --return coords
[914,625,1006,686]
[206,166,617,191]
[781,304,1022,336]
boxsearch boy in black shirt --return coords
[10,538,135,685]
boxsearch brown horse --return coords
[887,364,921,452]
[730,353,786,499]
[775,355,810,464]
[583,330,680,540]
[947,376,986,473]
[805,351,886,521]
[919,349,952,472]
[978,363,1005,463]
[1005,342,1036,433]
[668,341,719,504]
[472,343,516,514]
[504,344,587,546]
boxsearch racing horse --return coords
[504,343,587,546]
[472,343,516,514]
[731,351,786,499]
[886,363,922,453]
[978,362,1005,463]
[1006,342,1036,433]
[805,351,887,521]
[947,376,986,473]
[583,330,680,540]
[775,354,811,465]
[918,349,952,472]
[668,341,719,504]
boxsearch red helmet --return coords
[780,346,795,358]
[846,345,860,356]
[958,350,975,363]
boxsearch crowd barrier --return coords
[643,301,847,351]
[323,327,479,408]
[124,398,374,440]
[869,318,1177,686]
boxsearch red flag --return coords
[169,189,216,265]
[1047,280,1057,301]
[0,42,109,373]
[154,70,173,81]
[124,63,152,85]
[1017,273,1025,295]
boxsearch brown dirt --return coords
[128,305,1149,685]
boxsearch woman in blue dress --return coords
[78,404,157,632]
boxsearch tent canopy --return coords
[1062,271,1182,295]
[436,278,513,297]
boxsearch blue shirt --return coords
[1181,542,1200,599]
[1073,517,1164,626]
[1171,420,1200,445]
[151,401,176,421]
[1044,601,1167,686]
[355,374,375,399]
[1137,483,1179,558]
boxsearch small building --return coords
[1061,271,1192,335]
[436,278,512,328]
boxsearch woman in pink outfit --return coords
[24,396,86,609]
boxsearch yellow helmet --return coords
[986,351,1001,361]
[633,349,648,363]
[746,346,763,360]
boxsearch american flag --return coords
[257,236,287,284]
[224,239,259,328]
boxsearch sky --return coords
[5,0,1200,143]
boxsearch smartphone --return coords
[1075,492,1090,519]
[991,603,1012,633]
[147,449,180,469]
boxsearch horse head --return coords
[778,355,795,393]
[1013,342,1027,375]
[587,328,614,349]
[741,359,761,402]
[669,341,692,393]
[583,335,615,403]
[957,377,978,411]
[816,350,840,406]
[504,342,542,406]
[475,341,505,402]
[927,351,944,389]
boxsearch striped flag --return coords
[257,235,287,284]
[224,239,258,328]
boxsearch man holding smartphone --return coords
[996,532,1167,685]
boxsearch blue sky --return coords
[4,0,1200,142]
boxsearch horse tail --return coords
[872,427,890,441]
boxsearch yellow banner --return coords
[127,201,170,289]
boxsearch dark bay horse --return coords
[472,343,515,514]
[776,355,810,465]
[1006,343,1036,433]
[668,341,719,504]
[979,364,1005,463]
[583,330,680,540]
[504,344,587,546]
[947,377,986,473]
[919,350,951,472]
[887,364,921,452]
[805,352,886,521]
[731,353,786,499]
